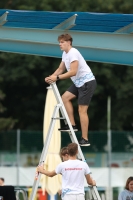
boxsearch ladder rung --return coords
[59,130,78,132]
[52,117,65,120]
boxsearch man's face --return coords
[0,179,4,186]
[59,39,71,51]
[129,180,133,192]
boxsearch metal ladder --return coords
[29,82,101,200]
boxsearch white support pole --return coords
[16,129,20,186]
[107,96,113,200]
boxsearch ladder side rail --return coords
[88,186,101,200]
[39,104,61,162]
[29,168,42,200]
[51,83,64,104]
[51,83,84,159]
[30,105,61,200]
[91,188,98,200]
[57,96,85,161]
[93,186,101,200]
[88,188,93,200]
[51,83,86,161]
[51,83,101,200]
[51,83,67,124]
[67,131,85,160]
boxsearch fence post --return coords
[17,129,20,186]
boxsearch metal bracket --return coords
[114,22,133,34]
[0,11,9,26]
[53,14,78,30]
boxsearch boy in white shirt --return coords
[45,34,97,146]
[37,143,96,200]
[60,147,69,162]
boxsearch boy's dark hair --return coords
[60,147,69,156]
[67,143,78,156]
[0,178,4,182]
[125,176,133,190]
[58,34,73,45]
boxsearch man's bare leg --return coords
[62,91,76,125]
[78,105,89,140]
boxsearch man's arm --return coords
[85,174,96,186]
[59,60,78,80]
[52,61,66,76]
[45,61,65,83]
[45,60,78,84]
[37,165,57,177]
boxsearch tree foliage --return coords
[0,77,17,130]
[0,0,133,131]
[1,0,133,14]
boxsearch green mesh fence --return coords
[0,130,133,153]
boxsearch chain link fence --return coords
[0,130,133,167]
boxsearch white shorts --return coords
[63,194,85,200]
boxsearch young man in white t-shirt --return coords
[37,143,96,200]
[45,34,97,146]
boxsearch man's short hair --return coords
[0,178,4,182]
[58,34,73,45]
[60,147,69,156]
[67,143,78,156]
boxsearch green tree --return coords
[1,0,133,14]
[88,62,133,131]
[0,52,61,130]
[0,77,17,130]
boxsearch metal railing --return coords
[15,188,28,200]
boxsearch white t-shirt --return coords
[55,159,91,198]
[62,47,95,87]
